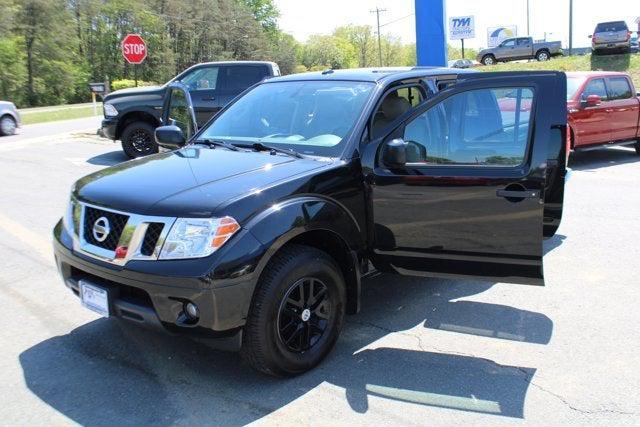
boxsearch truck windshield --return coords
[566,77,585,100]
[198,80,375,157]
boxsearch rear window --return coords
[595,21,628,32]
[223,66,268,91]
[608,77,632,100]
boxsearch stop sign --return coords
[121,34,147,64]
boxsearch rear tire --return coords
[0,115,17,136]
[120,121,158,158]
[241,244,346,377]
[481,55,496,66]
[536,50,550,61]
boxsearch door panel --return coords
[573,78,611,146]
[362,72,567,285]
[606,77,638,141]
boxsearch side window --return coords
[372,86,423,138]
[180,67,220,91]
[502,39,515,47]
[223,66,268,92]
[607,77,632,100]
[402,87,534,166]
[582,79,608,101]
[396,87,424,107]
[167,88,195,140]
[517,38,530,46]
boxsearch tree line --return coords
[0,0,474,108]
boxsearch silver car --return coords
[0,101,20,136]
[591,21,631,54]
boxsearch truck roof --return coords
[271,67,472,83]
[188,60,278,67]
[566,71,630,78]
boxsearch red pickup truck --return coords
[566,71,640,155]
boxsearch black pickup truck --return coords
[101,61,280,158]
[54,68,567,376]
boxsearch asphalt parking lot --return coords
[1,120,639,425]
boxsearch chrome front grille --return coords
[71,201,176,265]
[83,206,129,250]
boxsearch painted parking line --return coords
[0,213,53,263]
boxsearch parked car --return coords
[566,71,640,154]
[448,58,474,68]
[631,35,639,53]
[590,21,632,54]
[53,67,568,376]
[477,37,563,65]
[101,61,280,158]
[0,101,20,136]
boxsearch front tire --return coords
[536,50,550,61]
[0,115,17,136]
[120,121,158,158]
[481,55,496,66]
[241,244,346,376]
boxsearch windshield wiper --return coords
[193,138,240,151]
[251,142,305,159]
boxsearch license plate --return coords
[79,280,110,317]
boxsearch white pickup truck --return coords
[477,37,563,65]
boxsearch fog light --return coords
[184,302,199,320]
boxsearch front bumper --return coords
[101,117,118,140]
[53,221,258,349]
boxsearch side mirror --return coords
[155,124,186,150]
[587,34,592,38]
[581,94,601,108]
[382,138,407,168]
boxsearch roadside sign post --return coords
[449,16,475,60]
[121,34,147,87]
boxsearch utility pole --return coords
[370,7,387,66]
[526,0,530,35]
[568,0,573,55]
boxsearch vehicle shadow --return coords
[19,275,551,424]
[569,147,638,171]
[590,52,630,71]
[86,150,130,167]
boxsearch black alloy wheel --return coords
[241,244,346,377]
[121,122,158,158]
[277,277,331,352]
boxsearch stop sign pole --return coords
[121,34,147,87]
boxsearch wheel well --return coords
[287,230,360,315]
[116,111,159,140]
[536,49,550,56]
[0,113,15,122]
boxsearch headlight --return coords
[63,195,80,235]
[103,103,118,117]
[159,217,240,260]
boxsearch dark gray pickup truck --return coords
[477,37,563,65]
[101,61,280,158]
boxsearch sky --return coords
[274,0,639,49]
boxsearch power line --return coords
[370,7,387,67]
[379,13,414,28]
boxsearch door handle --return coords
[496,189,539,199]
[202,96,216,101]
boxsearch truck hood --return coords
[74,147,330,218]
[104,85,165,101]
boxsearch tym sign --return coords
[449,16,475,40]
[121,34,147,64]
